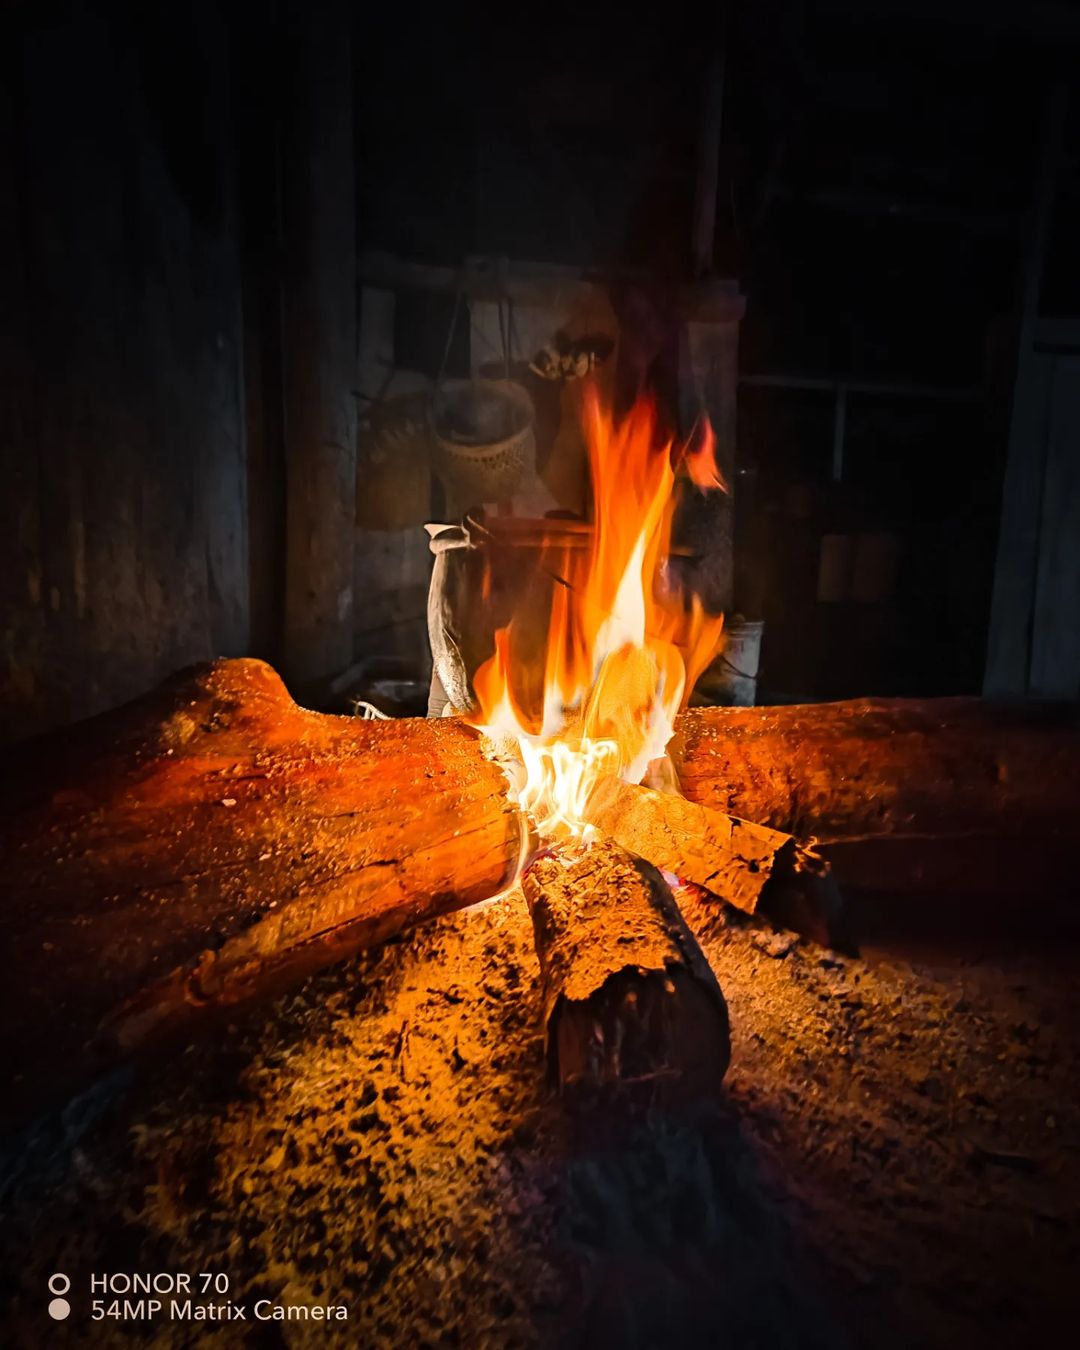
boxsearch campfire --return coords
[442,384,832,1096]
[7,1,1080,1339]
[3,430,1080,1341]
[2,385,850,1127]
[2,380,1079,1131]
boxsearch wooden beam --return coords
[739,374,981,402]
[280,0,358,691]
[357,250,745,324]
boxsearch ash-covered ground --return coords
[2,882,1078,1348]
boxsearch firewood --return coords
[671,698,1080,844]
[581,773,837,919]
[521,838,731,1098]
[4,658,1076,1127]
[0,658,522,1130]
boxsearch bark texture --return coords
[521,839,731,1098]
[0,658,521,1129]
[4,660,1076,1127]
[671,698,1080,843]
[582,774,835,916]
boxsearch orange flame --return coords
[681,415,729,492]
[470,383,725,842]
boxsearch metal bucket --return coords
[699,620,764,707]
[424,514,713,721]
[426,515,594,720]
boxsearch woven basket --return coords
[431,379,535,510]
[356,395,434,531]
[355,371,433,530]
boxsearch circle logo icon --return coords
[48,1275,72,1320]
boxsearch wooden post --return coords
[232,0,288,668]
[983,83,1069,696]
[280,0,358,692]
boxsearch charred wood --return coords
[582,773,839,926]
[521,838,731,1099]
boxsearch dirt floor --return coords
[2,873,1079,1349]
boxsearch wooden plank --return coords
[984,84,1069,696]
[1030,357,1080,695]
[675,312,740,614]
[231,0,288,667]
[691,36,725,278]
[0,44,45,744]
[983,354,1053,694]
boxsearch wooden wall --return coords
[0,2,247,744]
[278,0,358,693]
[985,340,1080,697]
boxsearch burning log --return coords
[0,658,521,1130]
[4,655,1077,1128]
[521,838,731,1098]
[581,773,838,919]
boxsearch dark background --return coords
[1,0,1077,742]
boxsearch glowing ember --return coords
[469,384,726,843]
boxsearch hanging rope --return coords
[435,280,465,397]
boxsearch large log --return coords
[670,698,1080,844]
[0,659,521,1130]
[521,838,731,1098]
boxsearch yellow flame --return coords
[470,383,725,844]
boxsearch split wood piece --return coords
[582,774,839,923]
[521,838,731,1099]
[670,697,1080,844]
[0,658,522,1131]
